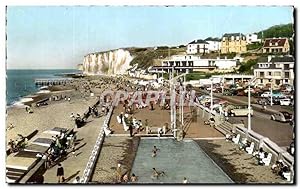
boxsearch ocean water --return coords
[6,69,78,105]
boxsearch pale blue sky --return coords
[7,6,293,69]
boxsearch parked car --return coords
[280,98,292,106]
[255,83,265,89]
[261,91,271,98]
[226,105,254,117]
[244,88,255,94]
[267,97,283,105]
[271,111,293,122]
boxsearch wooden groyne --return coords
[34,78,74,86]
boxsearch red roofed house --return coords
[262,38,290,53]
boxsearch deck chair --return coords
[262,153,272,166]
[116,115,122,124]
[122,119,129,131]
[232,134,240,144]
[246,142,255,154]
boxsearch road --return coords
[195,88,294,148]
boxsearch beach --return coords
[5,74,293,184]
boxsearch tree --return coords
[238,59,258,74]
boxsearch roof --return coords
[205,37,221,42]
[222,33,245,38]
[271,56,294,63]
[263,38,288,48]
[188,39,209,44]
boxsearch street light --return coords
[247,77,256,131]
[210,78,213,115]
[270,80,273,106]
[248,84,251,131]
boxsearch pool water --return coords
[131,138,233,184]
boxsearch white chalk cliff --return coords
[82,49,133,75]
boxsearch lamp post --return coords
[210,78,213,115]
[270,80,273,106]
[248,84,251,131]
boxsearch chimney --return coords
[267,55,272,62]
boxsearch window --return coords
[274,72,281,76]
[259,72,264,77]
[285,72,290,78]
[284,64,289,70]
[260,79,263,83]
[269,79,272,82]
[268,72,272,76]
[285,79,289,83]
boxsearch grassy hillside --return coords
[257,23,294,39]
[127,46,186,69]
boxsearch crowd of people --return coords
[36,129,77,171]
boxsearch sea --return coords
[6,69,79,106]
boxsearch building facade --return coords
[262,38,290,53]
[205,37,221,52]
[150,55,237,74]
[253,55,294,86]
[246,33,261,44]
[221,33,247,54]
[186,39,209,54]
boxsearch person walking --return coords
[129,124,133,137]
[116,163,122,183]
[57,163,65,183]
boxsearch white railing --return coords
[80,103,114,183]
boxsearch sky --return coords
[6,6,294,69]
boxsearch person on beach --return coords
[57,163,65,183]
[8,139,16,153]
[122,173,129,183]
[130,173,137,182]
[129,124,133,137]
[73,176,80,183]
[70,113,75,120]
[183,177,188,184]
[68,97,71,103]
[116,163,122,183]
[42,152,49,169]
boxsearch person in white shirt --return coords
[183,177,188,184]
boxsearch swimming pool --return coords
[131,138,233,184]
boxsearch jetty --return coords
[34,78,74,86]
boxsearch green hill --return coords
[257,23,294,39]
[127,46,186,69]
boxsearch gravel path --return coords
[196,139,290,184]
[91,136,140,183]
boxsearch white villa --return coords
[246,33,261,44]
[186,39,209,54]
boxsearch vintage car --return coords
[225,105,254,117]
[271,111,293,122]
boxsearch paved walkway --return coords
[42,115,105,183]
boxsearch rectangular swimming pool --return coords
[131,138,233,184]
